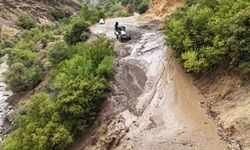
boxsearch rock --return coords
[6,110,15,124]
[3,91,13,97]
[8,105,12,110]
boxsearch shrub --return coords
[51,8,70,21]
[47,41,68,66]
[17,14,36,29]
[64,19,90,45]
[4,63,43,92]
[15,28,44,50]
[7,49,38,66]
[81,3,100,24]
[3,38,114,149]
[2,93,73,150]
[136,2,149,14]
[181,51,209,73]
[53,38,114,134]
[164,0,250,73]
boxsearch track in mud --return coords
[72,16,228,150]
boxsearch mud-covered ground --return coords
[69,15,229,150]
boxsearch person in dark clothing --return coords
[115,22,119,31]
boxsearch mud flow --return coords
[72,15,228,150]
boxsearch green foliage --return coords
[3,3,117,149]
[119,0,149,14]
[53,37,114,134]
[4,27,54,92]
[136,2,149,14]
[47,41,69,66]
[64,19,90,45]
[81,3,105,24]
[17,14,36,29]
[4,62,43,92]
[164,0,250,73]
[0,41,14,57]
[3,38,114,149]
[15,28,52,51]
[51,8,70,21]
[181,50,209,73]
[3,93,73,150]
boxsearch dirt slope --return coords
[145,0,185,19]
[194,69,250,149]
[69,15,227,150]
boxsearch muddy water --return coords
[86,16,227,150]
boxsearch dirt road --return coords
[75,15,228,150]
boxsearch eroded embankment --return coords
[70,15,227,150]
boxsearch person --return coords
[115,22,119,31]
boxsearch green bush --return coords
[17,14,36,29]
[80,3,104,24]
[0,41,14,57]
[4,27,53,92]
[15,28,43,51]
[137,2,149,14]
[3,93,73,150]
[47,41,68,66]
[64,19,90,45]
[4,63,43,92]
[53,38,114,134]
[51,8,70,21]
[164,0,250,73]
[181,50,209,73]
[118,0,149,14]
[3,38,115,149]
[7,49,38,66]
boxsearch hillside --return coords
[0,0,80,41]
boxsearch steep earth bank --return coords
[194,69,250,149]
[70,15,227,150]
[145,0,185,19]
